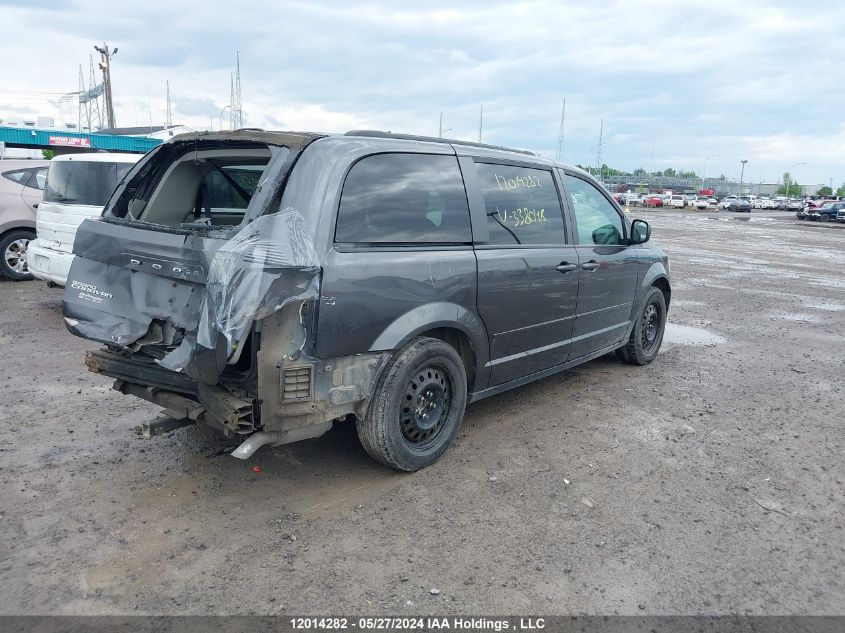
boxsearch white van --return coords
[28,152,139,286]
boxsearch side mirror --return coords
[630,219,650,244]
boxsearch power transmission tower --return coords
[77,55,104,130]
[234,51,243,128]
[229,73,235,130]
[94,42,118,128]
[555,98,566,162]
[77,64,87,130]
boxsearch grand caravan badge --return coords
[70,280,114,304]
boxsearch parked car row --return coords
[796,201,845,222]
[0,154,137,282]
[616,192,837,214]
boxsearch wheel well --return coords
[417,327,476,390]
[652,277,671,307]
[0,227,36,240]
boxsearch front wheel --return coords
[357,337,468,471]
[617,287,667,365]
[0,229,35,281]
[820,214,830,222]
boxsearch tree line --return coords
[577,163,845,197]
[576,164,720,180]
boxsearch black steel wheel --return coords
[357,337,467,471]
[400,365,452,448]
[617,286,667,365]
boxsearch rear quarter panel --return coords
[281,138,490,390]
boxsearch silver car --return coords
[0,159,50,280]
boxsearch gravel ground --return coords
[1,210,843,616]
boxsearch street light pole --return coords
[786,162,806,197]
[703,154,719,191]
[218,105,231,131]
[739,160,748,195]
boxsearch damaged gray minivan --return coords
[63,130,670,471]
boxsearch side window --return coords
[474,163,565,246]
[22,167,48,190]
[2,170,28,184]
[201,165,263,211]
[31,167,48,190]
[565,174,625,246]
[335,153,471,244]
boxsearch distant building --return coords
[601,173,820,197]
[99,125,195,141]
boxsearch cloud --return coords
[171,95,223,118]
[0,0,843,183]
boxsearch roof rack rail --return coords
[344,130,536,156]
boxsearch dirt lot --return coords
[1,210,843,616]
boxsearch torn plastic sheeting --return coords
[200,207,319,353]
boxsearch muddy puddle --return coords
[805,301,845,312]
[663,323,726,346]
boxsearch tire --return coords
[0,229,35,281]
[357,337,468,471]
[617,287,667,366]
[820,214,830,222]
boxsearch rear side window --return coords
[44,161,133,206]
[201,165,264,211]
[24,167,48,191]
[335,153,471,244]
[2,170,28,184]
[474,163,566,246]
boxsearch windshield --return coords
[44,160,134,206]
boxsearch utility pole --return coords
[649,137,654,192]
[94,43,118,128]
[703,154,719,191]
[478,104,483,143]
[555,98,566,162]
[165,80,172,128]
[595,119,603,174]
[438,112,443,138]
[739,159,748,195]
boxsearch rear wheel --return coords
[617,287,667,365]
[357,337,467,471]
[820,213,830,222]
[0,229,35,281]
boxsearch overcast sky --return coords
[1,0,843,185]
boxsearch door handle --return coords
[581,260,600,271]
[555,262,577,273]
[32,203,39,209]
